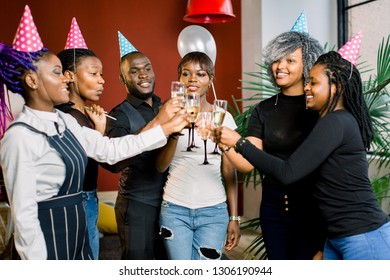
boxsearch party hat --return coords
[12,5,44,52]
[118,31,137,58]
[291,11,308,33]
[64,17,88,49]
[337,31,363,66]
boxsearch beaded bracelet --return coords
[234,137,247,152]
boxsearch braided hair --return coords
[57,48,97,73]
[263,31,324,87]
[0,42,48,136]
[314,51,374,150]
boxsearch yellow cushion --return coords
[97,202,118,234]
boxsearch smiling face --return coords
[71,56,104,102]
[179,61,211,97]
[271,48,304,94]
[120,52,155,100]
[27,52,69,110]
[305,64,337,116]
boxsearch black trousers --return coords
[115,196,167,260]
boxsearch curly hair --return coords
[0,42,48,136]
[314,51,374,150]
[57,48,97,73]
[263,31,324,86]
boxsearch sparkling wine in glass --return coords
[185,93,200,151]
[171,81,186,107]
[171,81,186,136]
[212,99,228,154]
[197,112,213,165]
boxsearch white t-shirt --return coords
[163,111,237,209]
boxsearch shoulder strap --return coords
[118,101,147,134]
[7,122,49,137]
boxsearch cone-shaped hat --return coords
[64,17,88,49]
[118,31,137,58]
[338,31,363,66]
[12,5,44,52]
[291,11,308,33]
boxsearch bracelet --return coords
[229,215,241,224]
[219,145,232,154]
[234,137,247,153]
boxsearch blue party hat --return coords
[118,31,137,58]
[291,11,308,33]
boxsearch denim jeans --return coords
[83,189,99,260]
[159,200,229,260]
[324,221,390,260]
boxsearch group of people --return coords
[1,5,389,261]
[0,5,240,260]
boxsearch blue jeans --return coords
[159,200,229,260]
[83,189,99,260]
[324,221,390,260]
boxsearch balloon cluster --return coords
[177,25,217,65]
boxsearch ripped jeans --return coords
[159,200,229,260]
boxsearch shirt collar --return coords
[126,93,162,109]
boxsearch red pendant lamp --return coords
[183,0,236,24]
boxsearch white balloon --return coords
[177,25,217,65]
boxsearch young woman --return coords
[156,51,240,260]
[56,48,106,260]
[222,31,326,260]
[0,43,187,259]
[216,51,390,260]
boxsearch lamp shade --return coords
[183,0,236,24]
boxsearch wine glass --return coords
[171,81,186,136]
[211,99,228,154]
[197,112,213,164]
[171,81,186,105]
[185,93,200,152]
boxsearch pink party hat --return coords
[64,17,88,49]
[12,5,44,52]
[291,11,308,33]
[337,31,363,66]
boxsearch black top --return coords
[247,93,318,178]
[238,109,389,238]
[104,94,167,207]
[56,102,98,192]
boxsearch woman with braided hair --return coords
[0,6,187,260]
[216,51,390,260]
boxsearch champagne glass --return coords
[197,112,213,164]
[171,81,186,136]
[171,81,186,106]
[185,93,200,152]
[211,99,228,154]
